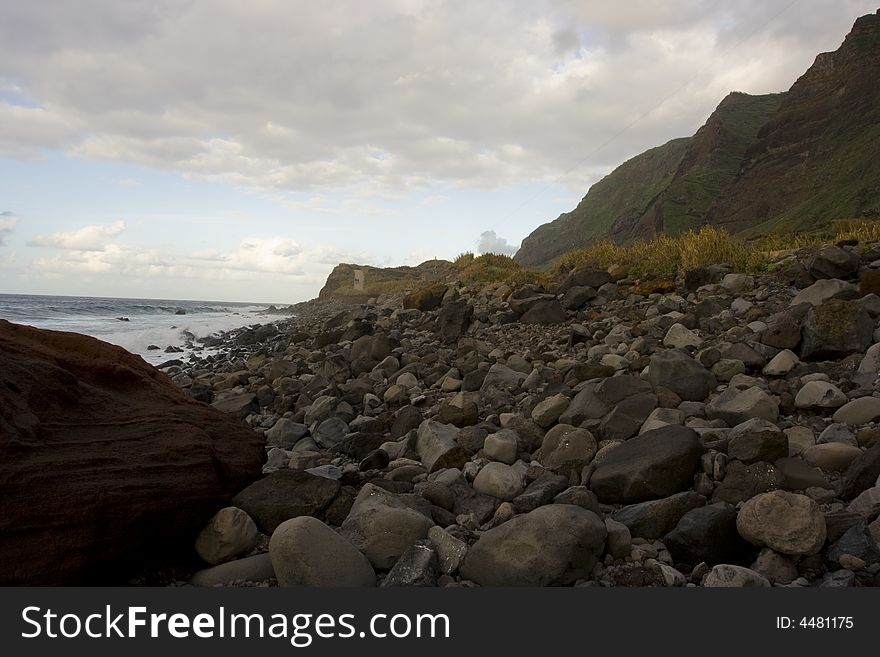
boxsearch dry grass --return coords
[456,253,545,287]
[550,220,880,279]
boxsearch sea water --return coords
[0,293,285,365]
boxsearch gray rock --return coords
[604,518,632,560]
[791,278,858,306]
[751,548,798,585]
[808,245,860,280]
[472,462,524,501]
[531,393,570,428]
[712,460,783,504]
[590,425,704,503]
[211,391,258,419]
[599,394,658,441]
[436,300,473,344]
[416,420,469,473]
[233,470,341,533]
[858,343,880,374]
[702,564,770,587]
[380,539,439,587]
[817,423,857,447]
[460,505,607,586]
[847,486,880,520]
[190,553,275,587]
[664,323,702,349]
[664,502,751,566]
[428,526,468,575]
[774,457,832,491]
[265,418,309,449]
[706,386,778,426]
[558,385,609,426]
[612,491,705,539]
[801,299,874,360]
[313,417,349,448]
[728,418,788,464]
[483,429,518,464]
[804,443,863,472]
[841,442,880,498]
[646,349,717,402]
[833,396,880,425]
[553,486,601,513]
[340,483,433,570]
[736,491,827,556]
[520,299,567,324]
[480,363,526,393]
[536,424,598,476]
[794,381,847,409]
[269,516,375,587]
[763,349,799,376]
[512,472,569,513]
[194,507,259,566]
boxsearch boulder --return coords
[233,470,341,533]
[536,425,598,476]
[340,484,433,570]
[531,393,570,428]
[611,491,705,539]
[646,349,716,402]
[194,507,259,566]
[801,299,874,360]
[590,425,704,503]
[435,300,473,344]
[727,418,788,464]
[706,386,778,426]
[519,300,567,324]
[791,279,858,307]
[0,320,264,585]
[833,396,880,425]
[416,420,469,473]
[794,381,848,409]
[703,565,770,587]
[841,442,880,499]
[664,503,752,567]
[403,283,448,311]
[265,419,309,450]
[460,505,607,586]
[269,516,375,587]
[807,245,860,280]
[736,491,827,556]
[712,461,783,504]
[472,462,524,501]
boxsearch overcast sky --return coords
[0,0,876,303]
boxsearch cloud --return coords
[477,230,517,256]
[0,0,875,197]
[0,213,17,245]
[29,219,126,251]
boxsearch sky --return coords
[1,0,877,303]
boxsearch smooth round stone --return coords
[194,507,259,565]
[472,462,524,501]
[736,491,826,556]
[794,380,847,409]
[763,350,799,376]
[803,443,863,471]
[833,396,880,425]
[483,430,518,464]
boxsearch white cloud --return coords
[29,219,126,251]
[0,1,875,197]
[477,230,517,256]
[0,213,17,245]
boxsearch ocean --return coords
[0,293,285,365]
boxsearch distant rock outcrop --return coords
[0,320,265,584]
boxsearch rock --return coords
[536,425,598,476]
[858,343,880,373]
[762,349,799,376]
[438,392,479,428]
[786,426,816,456]
[727,418,788,464]
[842,442,880,498]
[559,267,612,292]
[195,507,259,566]
[313,417,349,448]
[803,443,863,472]
[762,308,806,349]
[664,502,751,566]
[561,285,597,310]
[604,518,632,560]
[599,394,657,441]
[480,363,526,393]
[512,473,569,513]
[416,420,469,473]
[190,553,275,587]
[473,462,524,501]
[817,423,857,447]
[233,470,341,534]
[269,516,375,587]
[448,479,498,525]
[751,548,798,584]
[706,386,778,426]
[381,539,439,587]
[808,245,860,279]
[703,564,770,587]
[833,396,880,425]
[712,461,783,504]
[520,299,567,324]
[590,425,704,503]
[794,381,848,409]
[460,505,607,586]
[791,278,858,306]
[531,393,570,428]
[774,457,832,491]
[403,283,448,311]
[211,390,259,419]
[428,526,468,575]
[340,483,433,570]
[664,323,702,349]
[720,274,753,294]
[639,407,684,434]
[847,487,880,520]
[436,300,473,344]
[736,491,826,555]
[553,486,601,513]
[646,349,717,402]
[611,491,705,539]
[826,524,880,565]
[265,419,309,449]
[801,299,874,360]
[0,320,265,585]
[483,430,518,464]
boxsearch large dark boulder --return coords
[646,349,717,402]
[589,425,704,503]
[801,299,874,360]
[664,503,754,567]
[233,470,341,533]
[435,300,473,344]
[0,320,265,585]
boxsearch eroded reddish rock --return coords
[0,320,265,584]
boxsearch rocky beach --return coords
[6,240,880,588]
